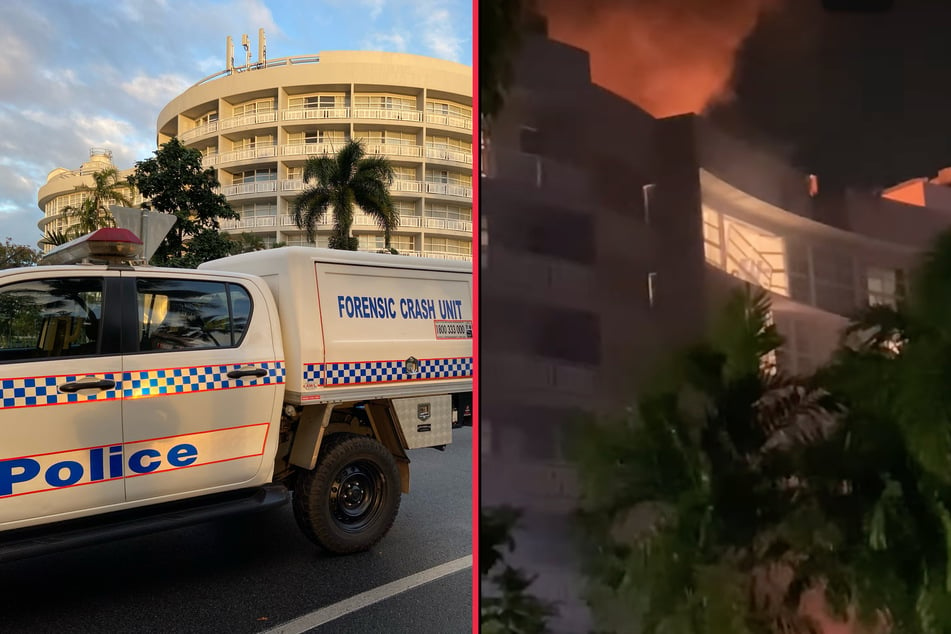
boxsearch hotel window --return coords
[868,267,905,308]
[426,136,469,151]
[288,95,340,110]
[232,99,275,116]
[287,130,346,145]
[425,203,470,222]
[424,237,471,256]
[425,101,471,117]
[286,166,304,180]
[363,130,415,146]
[392,166,418,182]
[233,135,274,150]
[393,199,419,216]
[234,202,276,219]
[233,168,277,184]
[195,111,217,126]
[426,170,471,187]
[353,94,416,111]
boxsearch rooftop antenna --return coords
[242,33,251,69]
[258,28,266,68]
[226,36,234,73]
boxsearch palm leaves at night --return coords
[571,284,843,633]
[572,229,951,633]
[291,140,397,250]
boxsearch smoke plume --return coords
[539,0,781,118]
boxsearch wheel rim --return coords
[328,460,385,532]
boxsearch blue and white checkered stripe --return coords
[0,362,285,409]
[308,357,473,386]
[123,361,285,398]
[0,373,122,409]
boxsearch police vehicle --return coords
[0,227,472,559]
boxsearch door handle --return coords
[59,378,116,393]
[227,367,268,379]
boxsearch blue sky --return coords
[0,0,473,246]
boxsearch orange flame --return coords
[539,0,780,118]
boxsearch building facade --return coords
[155,51,473,260]
[482,21,951,634]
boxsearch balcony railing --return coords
[424,217,473,232]
[281,143,340,158]
[201,154,219,168]
[177,106,473,142]
[219,216,277,230]
[181,121,219,142]
[425,147,473,165]
[392,179,424,193]
[352,108,423,123]
[218,111,278,130]
[218,145,278,164]
[282,107,350,120]
[425,182,472,199]
[222,181,278,196]
[426,113,472,130]
[365,143,424,159]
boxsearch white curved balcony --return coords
[425,182,472,199]
[218,111,278,130]
[283,107,350,121]
[425,113,472,130]
[425,147,473,165]
[352,108,423,123]
[179,108,472,143]
[181,121,218,142]
[222,181,278,196]
[365,143,424,159]
[219,216,277,230]
[218,145,278,164]
[423,217,472,232]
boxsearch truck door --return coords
[119,272,283,503]
[0,272,125,527]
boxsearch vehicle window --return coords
[0,277,104,362]
[136,279,252,352]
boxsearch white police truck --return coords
[0,228,472,559]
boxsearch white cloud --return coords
[364,0,386,19]
[414,1,465,62]
[121,73,192,107]
[362,31,408,53]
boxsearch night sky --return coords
[713,0,951,189]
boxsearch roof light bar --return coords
[39,228,144,266]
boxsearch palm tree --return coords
[291,140,397,251]
[812,228,951,632]
[571,284,845,633]
[61,167,133,236]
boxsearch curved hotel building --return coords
[156,50,472,259]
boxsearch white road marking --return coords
[262,555,473,633]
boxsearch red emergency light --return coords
[39,228,144,266]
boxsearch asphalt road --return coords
[0,428,473,633]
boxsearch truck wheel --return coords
[293,434,401,554]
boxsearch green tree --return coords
[40,230,72,247]
[0,238,40,269]
[571,285,845,633]
[228,232,266,254]
[481,505,557,633]
[292,139,397,251]
[128,138,237,266]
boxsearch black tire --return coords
[292,434,401,554]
